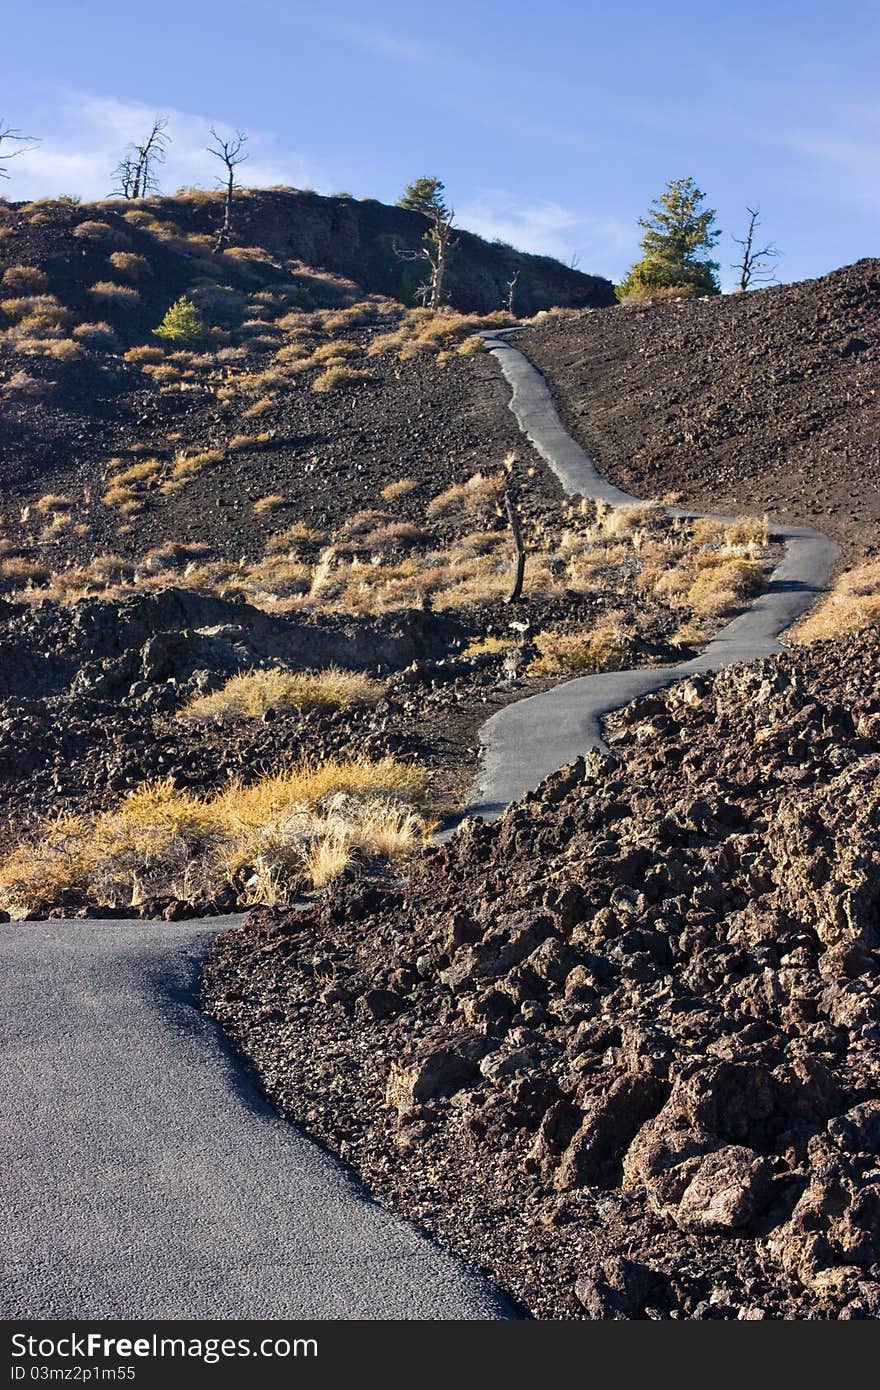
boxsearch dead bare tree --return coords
[112,117,170,199]
[732,208,781,291]
[0,119,39,180]
[395,204,458,310]
[504,269,520,316]
[208,127,248,250]
[504,490,527,603]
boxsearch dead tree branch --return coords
[504,269,520,316]
[112,117,170,199]
[208,127,249,250]
[732,207,781,291]
[394,205,458,310]
[0,119,39,180]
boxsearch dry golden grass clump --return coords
[426,470,505,519]
[141,363,181,387]
[724,515,769,549]
[108,457,164,488]
[222,245,275,267]
[1,371,52,397]
[34,492,74,515]
[89,281,140,308]
[252,493,287,514]
[0,556,50,593]
[108,251,153,279]
[228,432,270,452]
[124,344,164,365]
[458,334,485,356]
[795,560,880,643]
[617,284,702,306]
[101,455,165,510]
[380,477,418,503]
[242,396,276,418]
[155,448,225,495]
[311,340,361,363]
[19,337,83,362]
[0,757,429,917]
[366,308,510,362]
[72,321,118,350]
[462,635,515,658]
[312,365,372,393]
[72,220,129,246]
[274,342,311,365]
[1,294,75,335]
[526,620,629,677]
[137,540,212,573]
[1,265,49,293]
[181,666,385,722]
[353,521,427,552]
[685,556,766,618]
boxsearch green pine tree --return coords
[396,176,448,219]
[618,177,721,299]
[153,295,205,344]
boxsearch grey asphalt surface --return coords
[0,917,513,1319]
[466,332,838,816]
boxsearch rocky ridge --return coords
[204,628,880,1319]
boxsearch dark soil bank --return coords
[522,260,880,560]
[205,628,880,1320]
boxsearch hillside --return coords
[0,190,608,572]
[3,182,880,1323]
[521,260,880,560]
[2,193,765,874]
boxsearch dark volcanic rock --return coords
[204,627,880,1319]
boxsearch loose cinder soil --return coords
[521,260,880,562]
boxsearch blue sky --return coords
[4,0,877,288]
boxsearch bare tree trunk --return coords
[504,490,526,603]
[504,269,520,315]
[208,128,248,252]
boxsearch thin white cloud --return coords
[773,127,880,211]
[458,190,633,279]
[12,90,325,201]
[325,18,436,66]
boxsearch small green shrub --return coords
[153,296,205,345]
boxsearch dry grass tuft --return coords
[312,365,372,393]
[108,251,152,279]
[380,477,418,502]
[794,560,880,643]
[89,281,140,308]
[526,620,629,677]
[0,758,429,916]
[72,321,118,350]
[2,265,48,293]
[124,344,164,365]
[462,635,514,657]
[252,493,287,514]
[685,556,766,618]
[73,220,128,245]
[34,492,74,515]
[426,471,505,519]
[181,667,385,721]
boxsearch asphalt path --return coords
[0,917,512,1318]
[466,331,838,817]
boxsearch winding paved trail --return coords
[1,328,837,1321]
[466,331,839,818]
